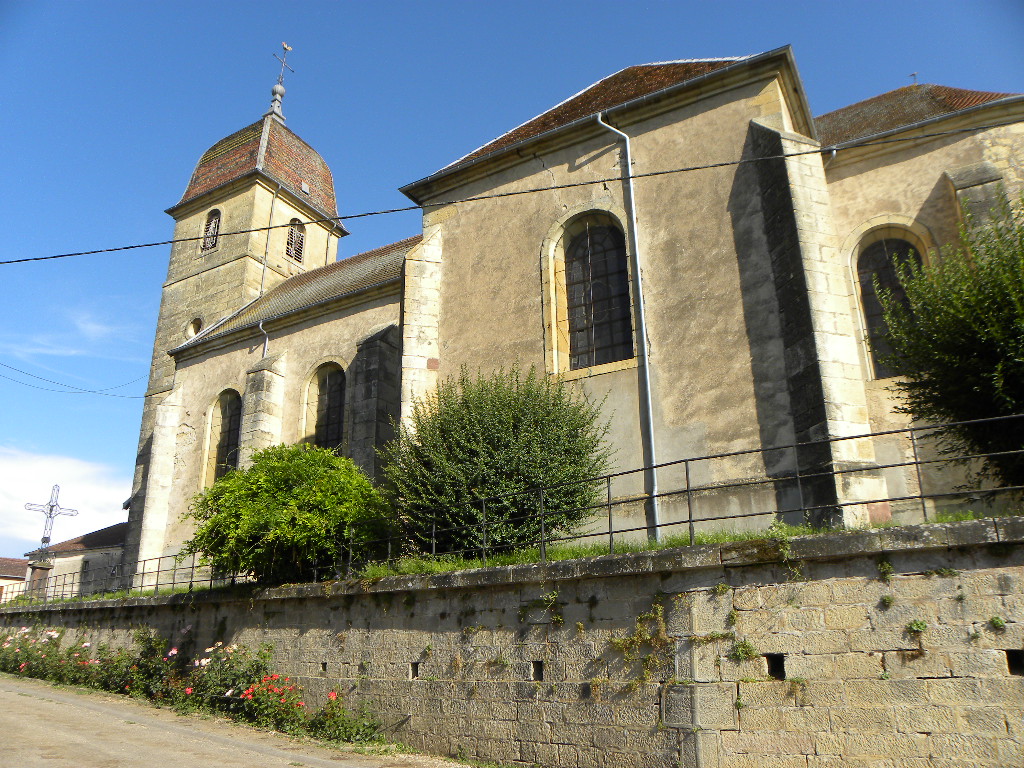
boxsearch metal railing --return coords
[3,414,1021,607]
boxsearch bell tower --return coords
[122,49,347,568]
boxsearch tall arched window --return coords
[201,209,221,252]
[207,389,243,483]
[563,216,634,370]
[857,237,921,378]
[307,364,345,452]
[286,219,305,262]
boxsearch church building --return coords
[121,46,1024,570]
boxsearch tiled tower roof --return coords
[176,115,337,216]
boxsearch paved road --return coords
[0,674,466,768]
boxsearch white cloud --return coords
[69,310,122,342]
[0,447,131,555]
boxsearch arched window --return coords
[286,219,305,262]
[857,237,921,378]
[201,209,221,252]
[207,390,243,483]
[307,364,345,452]
[563,216,634,370]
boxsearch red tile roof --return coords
[176,116,337,215]
[450,58,750,168]
[25,522,128,557]
[815,84,1019,146]
[0,558,28,578]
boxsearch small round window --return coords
[185,318,204,339]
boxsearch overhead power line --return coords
[0,119,1017,268]
[0,362,147,398]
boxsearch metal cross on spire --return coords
[25,485,78,560]
[274,42,294,86]
[266,42,294,119]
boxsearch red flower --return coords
[185,687,193,695]
[328,691,337,701]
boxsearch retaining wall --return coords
[3,518,1024,767]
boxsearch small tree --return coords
[880,192,1024,485]
[181,444,392,584]
[381,366,612,554]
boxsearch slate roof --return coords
[176,235,419,351]
[175,115,337,216]
[0,558,28,579]
[25,523,128,558]
[815,84,1019,146]
[447,57,753,169]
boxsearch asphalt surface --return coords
[0,674,468,768]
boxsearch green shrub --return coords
[382,366,611,554]
[181,444,393,584]
[308,690,381,742]
[880,192,1024,485]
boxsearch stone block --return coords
[721,730,814,756]
[663,682,737,730]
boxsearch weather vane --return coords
[25,485,78,561]
[909,72,918,86]
[274,42,294,86]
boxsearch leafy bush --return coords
[181,444,394,584]
[0,626,379,743]
[308,690,381,742]
[880,192,1024,485]
[382,366,611,555]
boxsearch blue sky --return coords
[0,0,1021,558]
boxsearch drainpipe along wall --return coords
[595,113,661,540]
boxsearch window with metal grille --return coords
[857,237,920,378]
[313,364,345,452]
[214,390,242,480]
[286,219,305,262]
[201,210,221,252]
[565,221,633,370]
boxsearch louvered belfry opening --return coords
[565,221,634,370]
[286,219,305,262]
[201,209,221,251]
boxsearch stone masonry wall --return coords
[3,518,1023,768]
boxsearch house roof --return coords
[25,522,128,558]
[815,83,1020,147]
[174,115,337,216]
[446,57,753,170]
[0,558,28,578]
[174,235,419,352]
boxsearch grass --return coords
[358,522,819,580]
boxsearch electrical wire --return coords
[0,119,1018,267]
[0,362,146,398]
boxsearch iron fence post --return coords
[686,459,695,546]
[347,530,354,577]
[607,476,614,555]
[154,557,162,596]
[481,497,488,565]
[909,427,928,522]
[538,488,547,563]
[431,511,437,557]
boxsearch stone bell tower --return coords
[122,62,347,569]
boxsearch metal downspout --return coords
[595,113,660,541]
[258,321,270,359]
[259,185,282,297]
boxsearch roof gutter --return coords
[595,112,661,541]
